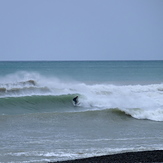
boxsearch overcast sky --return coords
[0,0,163,61]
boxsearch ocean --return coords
[0,61,163,163]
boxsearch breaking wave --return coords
[0,71,163,121]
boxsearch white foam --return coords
[3,146,163,163]
[76,83,163,121]
[123,108,163,121]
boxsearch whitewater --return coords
[0,61,163,162]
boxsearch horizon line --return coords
[0,59,163,62]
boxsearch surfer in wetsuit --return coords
[73,96,78,105]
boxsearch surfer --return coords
[73,96,79,105]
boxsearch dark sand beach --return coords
[51,150,163,163]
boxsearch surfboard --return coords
[72,100,80,107]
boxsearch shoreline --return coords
[50,150,163,163]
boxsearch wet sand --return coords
[51,150,163,163]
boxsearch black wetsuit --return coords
[73,96,78,105]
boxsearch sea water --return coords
[0,61,163,162]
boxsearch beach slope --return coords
[51,150,163,163]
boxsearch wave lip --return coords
[122,108,163,122]
[0,79,51,97]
